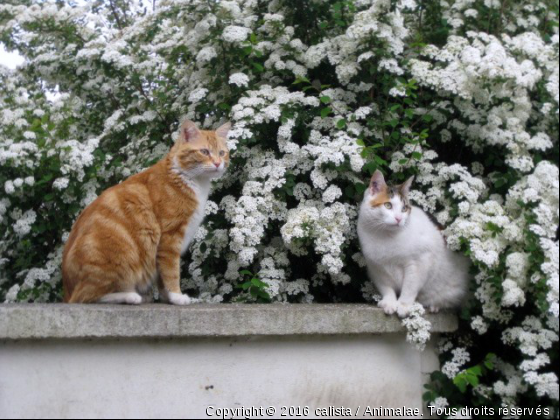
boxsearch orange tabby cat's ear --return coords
[178,120,200,144]
[216,122,231,140]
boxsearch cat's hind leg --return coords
[68,279,115,303]
[98,292,143,305]
[68,273,144,305]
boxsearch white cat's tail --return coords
[419,251,471,310]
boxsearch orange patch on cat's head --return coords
[370,189,391,207]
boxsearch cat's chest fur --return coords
[180,179,210,255]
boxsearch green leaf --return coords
[484,353,496,370]
[251,278,267,288]
[36,174,54,186]
[465,373,479,387]
[363,161,377,175]
[336,119,347,129]
[236,281,252,291]
[469,365,482,376]
[374,155,388,166]
[320,96,331,104]
[355,183,367,195]
[321,107,333,118]
[257,289,271,300]
[293,76,310,85]
[453,376,468,393]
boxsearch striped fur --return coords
[62,120,230,304]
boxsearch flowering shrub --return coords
[0,0,558,415]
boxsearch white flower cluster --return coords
[401,303,432,351]
[442,347,471,379]
[282,201,354,282]
[410,32,557,175]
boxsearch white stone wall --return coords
[0,304,454,419]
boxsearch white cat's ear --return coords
[216,122,231,140]
[370,170,386,195]
[400,176,415,195]
[178,120,200,143]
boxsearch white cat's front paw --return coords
[396,302,414,318]
[126,293,143,305]
[167,292,192,306]
[378,299,399,315]
[428,305,441,314]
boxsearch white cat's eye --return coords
[384,202,393,209]
[403,205,409,212]
[200,149,210,156]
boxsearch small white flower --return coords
[53,177,70,190]
[229,73,250,88]
[223,26,251,43]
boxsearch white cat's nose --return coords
[395,216,402,224]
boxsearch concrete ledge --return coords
[1,304,455,417]
[0,303,457,340]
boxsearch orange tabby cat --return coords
[62,120,230,305]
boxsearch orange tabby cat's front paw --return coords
[166,292,192,306]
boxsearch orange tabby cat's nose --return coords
[214,161,221,168]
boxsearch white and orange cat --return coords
[358,170,469,317]
[62,120,230,305]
